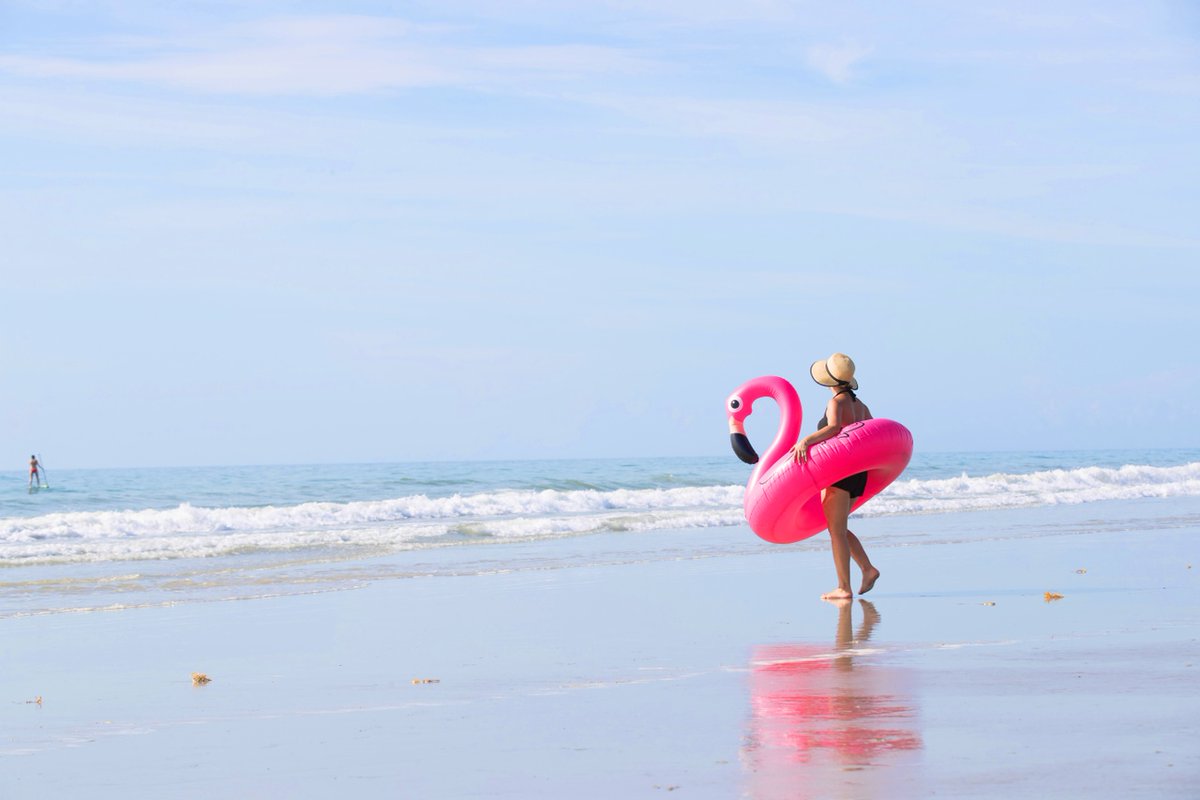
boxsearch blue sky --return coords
[2,1,1198,467]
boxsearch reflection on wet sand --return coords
[743,600,922,799]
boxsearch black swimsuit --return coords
[831,470,869,498]
[820,389,869,499]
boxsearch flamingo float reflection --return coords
[743,601,923,799]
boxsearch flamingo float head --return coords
[726,390,758,464]
[725,376,803,476]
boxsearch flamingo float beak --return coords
[728,417,759,464]
[731,432,759,464]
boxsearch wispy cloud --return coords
[583,92,902,147]
[805,41,872,85]
[0,14,652,95]
[408,0,801,27]
[3,4,1195,256]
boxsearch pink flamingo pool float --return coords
[726,375,913,544]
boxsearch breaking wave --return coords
[3,462,1197,565]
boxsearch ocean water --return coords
[4,448,1199,617]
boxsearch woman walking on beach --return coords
[790,353,880,601]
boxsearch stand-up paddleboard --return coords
[36,454,49,489]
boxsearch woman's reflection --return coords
[743,600,922,799]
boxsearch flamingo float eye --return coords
[729,396,743,412]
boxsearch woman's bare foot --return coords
[859,567,880,595]
[821,587,853,601]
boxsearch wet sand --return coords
[3,499,1198,798]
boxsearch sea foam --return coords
[2,462,1197,565]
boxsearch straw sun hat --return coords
[810,352,858,390]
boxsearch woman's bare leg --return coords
[846,530,880,594]
[822,488,853,600]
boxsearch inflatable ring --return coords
[726,375,913,544]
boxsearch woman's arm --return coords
[791,395,856,462]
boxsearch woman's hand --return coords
[791,440,810,463]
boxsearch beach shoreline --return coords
[3,495,1198,798]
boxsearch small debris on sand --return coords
[1044,592,1064,602]
[191,672,212,685]
[411,678,440,685]
[981,601,996,606]
[26,696,42,706]
[1075,568,1087,574]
